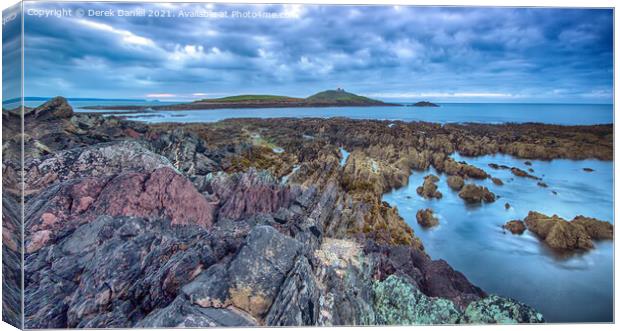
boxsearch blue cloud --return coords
[18,3,613,103]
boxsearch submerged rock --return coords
[524,211,613,251]
[458,184,495,203]
[491,177,504,186]
[416,174,442,199]
[503,220,526,235]
[416,209,439,228]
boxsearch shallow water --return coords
[106,103,613,125]
[382,154,613,323]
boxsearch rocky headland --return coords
[4,97,613,327]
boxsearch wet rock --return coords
[537,182,548,188]
[510,167,540,180]
[416,209,439,228]
[504,203,511,210]
[503,220,526,235]
[524,161,532,166]
[447,176,464,191]
[524,211,613,251]
[491,177,503,186]
[458,184,495,203]
[416,175,442,199]
[459,295,544,324]
[583,168,594,172]
[373,275,460,325]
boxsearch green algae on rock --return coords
[460,295,544,324]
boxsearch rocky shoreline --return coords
[4,97,613,327]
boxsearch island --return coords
[81,88,399,111]
[411,101,439,107]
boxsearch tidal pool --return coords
[382,153,613,323]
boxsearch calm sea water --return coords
[382,153,613,323]
[49,102,613,126]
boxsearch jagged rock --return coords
[25,167,216,252]
[136,296,256,327]
[447,176,464,191]
[503,220,526,235]
[459,295,544,324]
[25,141,173,191]
[416,209,439,228]
[373,275,460,325]
[26,96,74,119]
[206,168,299,221]
[458,184,495,203]
[24,216,216,328]
[227,225,303,318]
[265,257,320,325]
[2,193,22,327]
[524,211,613,251]
[416,175,442,199]
[148,128,219,176]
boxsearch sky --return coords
[11,2,614,103]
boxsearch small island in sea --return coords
[82,88,398,111]
[411,101,440,107]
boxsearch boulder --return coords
[458,184,495,203]
[446,176,464,191]
[503,220,526,235]
[26,96,74,119]
[416,174,442,199]
[416,209,439,228]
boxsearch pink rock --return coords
[27,230,52,253]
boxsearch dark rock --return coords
[265,257,320,325]
[26,96,74,119]
[411,101,439,107]
[503,220,526,235]
[227,225,303,318]
[136,296,257,327]
[583,168,594,172]
[491,177,503,186]
[416,209,439,228]
[537,182,548,188]
[524,161,532,166]
[504,203,511,210]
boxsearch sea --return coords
[14,99,614,323]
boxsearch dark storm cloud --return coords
[20,3,613,103]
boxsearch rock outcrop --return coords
[524,212,613,251]
[458,184,496,203]
[447,176,464,191]
[503,220,526,235]
[416,175,442,199]
[417,209,439,228]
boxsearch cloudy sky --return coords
[18,2,613,103]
